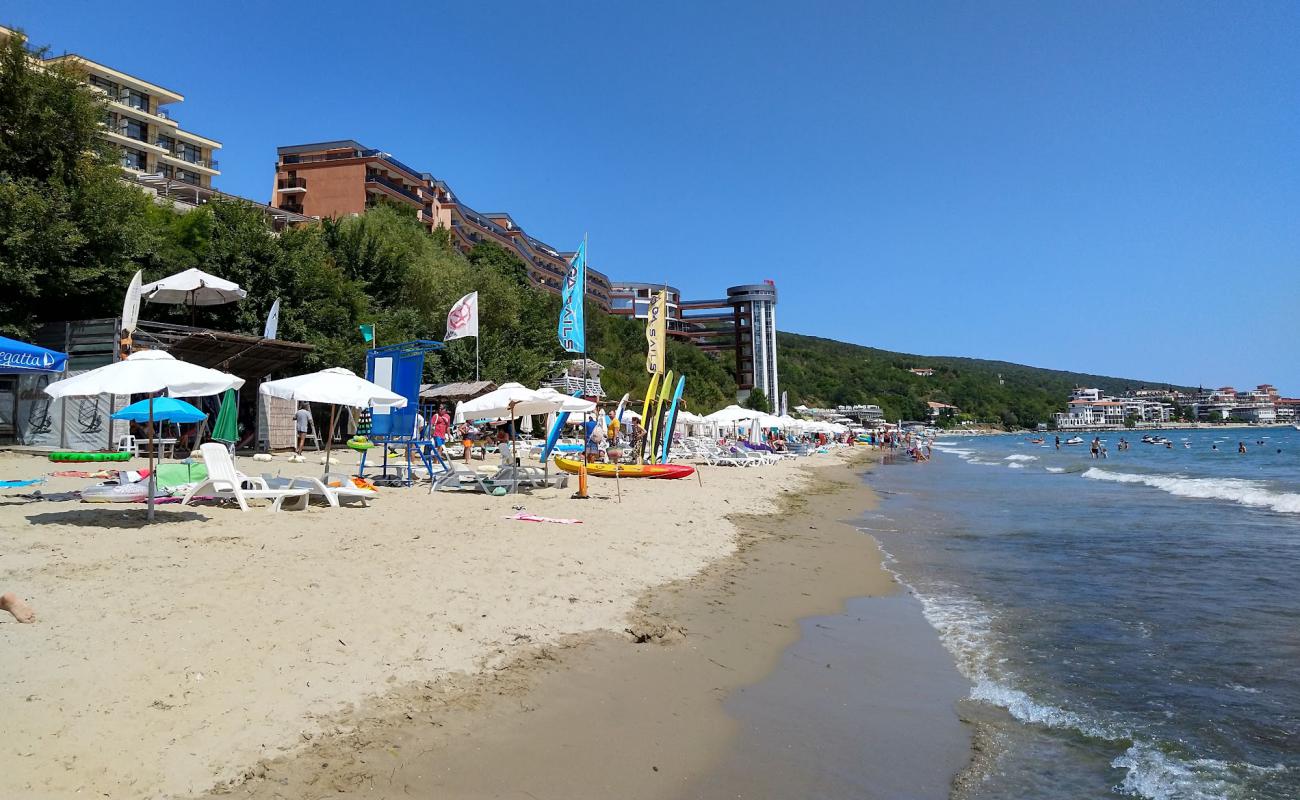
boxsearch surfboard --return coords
[638,373,661,464]
[659,375,686,464]
[540,388,585,462]
[648,370,674,464]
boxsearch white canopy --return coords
[705,405,757,424]
[259,368,406,408]
[44,350,244,398]
[142,268,247,306]
[534,386,597,414]
[455,382,566,423]
[676,411,707,425]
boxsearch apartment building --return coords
[609,281,780,404]
[270,141,611,309]
[0,26,221,189]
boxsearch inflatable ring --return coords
[48,451,133,463]
[347,436,375,451]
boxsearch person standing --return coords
[294,404,311,454]
[432,404,452,460]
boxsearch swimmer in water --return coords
[1239,442,1247,454]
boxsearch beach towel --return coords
[506,512,583,525]
[0,478,43,488]
[49,470,116,479]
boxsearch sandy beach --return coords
[0,447,965,799]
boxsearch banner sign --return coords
[645,290,667,375]
[445,291,479,341]
[558,241,586,353]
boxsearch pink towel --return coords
[506,512,583,525]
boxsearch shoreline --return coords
[196,450,972,799]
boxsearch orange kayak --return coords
[554,456,695,480]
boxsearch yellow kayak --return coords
[554,456,695,479]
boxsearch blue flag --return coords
[558,240,586,353]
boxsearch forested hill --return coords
[777,332,1193,428]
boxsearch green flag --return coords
[359,323,374,343]
[212,389,238,444]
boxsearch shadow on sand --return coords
[24,508,211,528]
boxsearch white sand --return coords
[0,449,826,798]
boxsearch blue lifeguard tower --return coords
[360,340,445,484]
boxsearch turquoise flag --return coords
[558,241,586,353]
[359,323,374,343]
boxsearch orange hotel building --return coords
[270,141,611,309]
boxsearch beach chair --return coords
[260,472,377,508]
[181,444,309,512]
[431,463,496,493]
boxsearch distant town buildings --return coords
[1054,383,1297,428]
[909,367,935,377]
[927,401,959,420]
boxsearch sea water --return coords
[862,428,1299,799]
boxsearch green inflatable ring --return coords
[347,437,375,451]
[48,451,133,463]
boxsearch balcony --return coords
[365,173,423,205]
[277,176,307,193]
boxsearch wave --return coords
[1081,469,1300,514]
[1007,462,1026,469]
[1045,467,1066,474]
[1004,454,1039,462]
[907,582,1280,800]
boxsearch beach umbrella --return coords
[260,368,407,473]
[45,350,244,520]
[142,268,247,325]
[0,335,68,375]
[211,389,238,444]
[112,397,205,424]
[455,383,566,423]
[534,387,598,414]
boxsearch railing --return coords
[365,172,422,203]
[277,176,307,191]
[360,149,423,181]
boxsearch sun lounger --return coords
[261,473,376,508]
[181,444,309,512]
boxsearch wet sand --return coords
[204,452,972,799]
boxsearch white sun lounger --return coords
[261,473,377,508]
[181,444,309,512]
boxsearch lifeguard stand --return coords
[360,340,446,484]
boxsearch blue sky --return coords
[9,1,1299,392]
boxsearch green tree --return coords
[0,28,155,336]
[743,388,771,413]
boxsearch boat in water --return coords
[1064,437,1084,445]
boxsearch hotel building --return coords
[609,281,779,404]
[270,141,612,309]
[0,26,221,189]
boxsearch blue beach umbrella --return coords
[112,397,207,423]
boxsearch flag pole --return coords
[582,232,589,463]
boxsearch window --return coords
[120,147,147,170]
[121,88,149,110]
[176,169,200,185]
[120,117,146,142]
[178,143,201,164]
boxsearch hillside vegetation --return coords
[778,333,1191,428]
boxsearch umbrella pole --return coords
[323,404,337,478]
[147,396,156,522]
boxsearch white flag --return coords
[121,270,142,334]
[263,298,281,340]
[445,291,479,341]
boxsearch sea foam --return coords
[1004,454,1039,462]
[1082,469,1300,514]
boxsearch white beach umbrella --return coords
[260,367,407,473]
[142,268,247,306]
[44,350,244,520]
[705,405,755,424]
[534,386,598,414]
[454,383,565,423]
[45,350,245,398]
[259,368,405,409]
